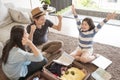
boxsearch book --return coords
[91,68,112,80]
[91,55,112,69]
[53,52,75,66]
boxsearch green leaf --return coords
[40,0,51,5]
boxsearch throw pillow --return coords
[0,1,13,28]
[9,8,31,24]
[0,0,9,21]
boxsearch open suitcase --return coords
[42,52,90,80]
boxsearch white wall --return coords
[2,0,42,9]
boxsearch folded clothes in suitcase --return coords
[42,52,90,80]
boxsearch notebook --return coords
[91,55,112,69]
[91,68,112,80]
[53,52,75,66]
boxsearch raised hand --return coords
[30,25,36,33]
[22,37,31,46]
[106,12,117,21]
[57,15,62,21]
[71,5,77,15]
[22,33,39,56]
[29,25,36,41]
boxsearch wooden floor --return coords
[0,59,9,80]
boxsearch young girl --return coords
[1,25,47,80]
[70,5,116,63]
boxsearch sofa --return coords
[0,0,34,79]
[0,0,32,58]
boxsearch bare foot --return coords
[42,52,47,56]
[95,54,100,58]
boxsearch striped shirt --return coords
[74,15,107,50]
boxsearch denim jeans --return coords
[19,58,47,80]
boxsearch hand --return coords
[57,15,62,21]
[22,37,32,46]
[71,5,77,15]
[72,5,75,13]
[31,25,36,32]
[106,12,117,21]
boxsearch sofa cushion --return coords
[0,29,10,44]
[0,22,28,44]
[0,16,13,28]
[0,1,13,28]
[4,2,15,9]
[9,8,31,24]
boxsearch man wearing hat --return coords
[27,7,63,56]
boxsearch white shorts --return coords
[70,46,93,55]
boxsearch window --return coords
[73,0,120,13]
[108,0,117,2]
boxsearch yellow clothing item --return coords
[60,67,86,80]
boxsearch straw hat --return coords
[31,7,45,18]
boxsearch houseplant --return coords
[40,0,51,10]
